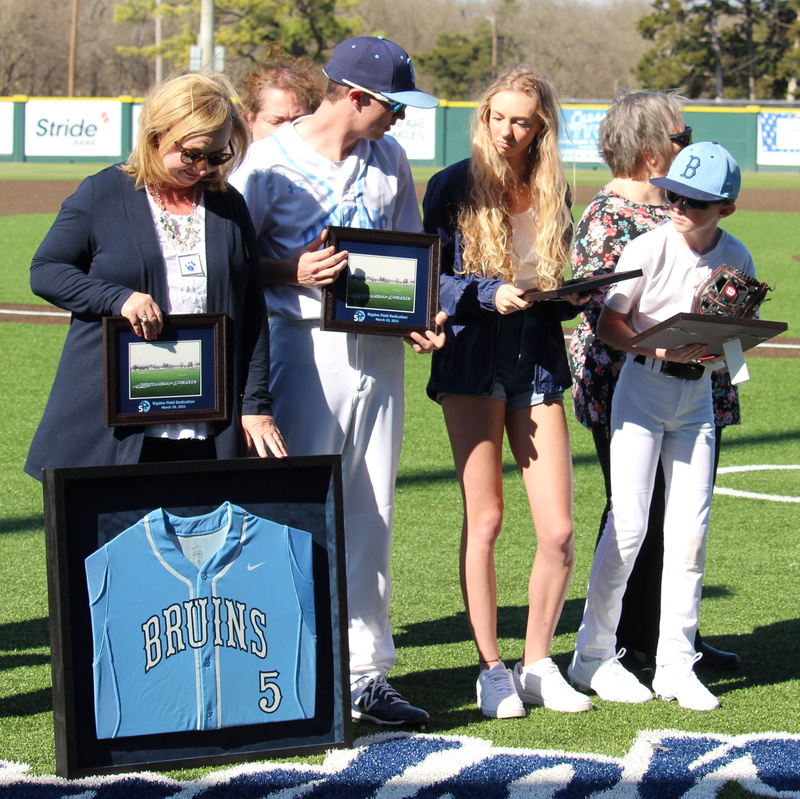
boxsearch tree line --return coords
[1,0,798,101]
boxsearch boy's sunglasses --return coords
[668,126,693,148]
[175,141,235,167]
[666,190,711,210]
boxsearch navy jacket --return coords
[423,159,577,400]
[25,166,271,479]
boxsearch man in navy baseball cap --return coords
[230,35,443,731]
[323,36,439,110]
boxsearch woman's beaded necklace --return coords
[149,183,201,252]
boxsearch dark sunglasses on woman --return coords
[175,142,235,167]
[668,126,693,148]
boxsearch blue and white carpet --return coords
[2,729,800,797]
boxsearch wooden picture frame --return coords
[43,456,350,778]
[630,313,788,356]
[103,313,228,427]
[321,227,441,336]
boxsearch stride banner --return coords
[23,99,123,158]
[17,98,437,163]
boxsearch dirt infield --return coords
[1,180,799,217]
[1,179,796,357]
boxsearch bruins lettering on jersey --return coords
[85,502,316,739]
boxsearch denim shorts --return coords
[439,312,564,411]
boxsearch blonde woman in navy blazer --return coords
[25,72,286,479]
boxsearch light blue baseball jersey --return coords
[85,501,316,739]
[229,120,422,322]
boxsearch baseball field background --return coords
[0,162,798,795]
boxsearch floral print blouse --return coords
[568,187,740,436]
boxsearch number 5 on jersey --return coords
[259,670,282,713]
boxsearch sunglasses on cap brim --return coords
[341,80,407,115]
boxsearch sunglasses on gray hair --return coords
[668,127,693,148]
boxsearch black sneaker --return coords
[351,674,429,727]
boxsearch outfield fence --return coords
[2,96,800,173]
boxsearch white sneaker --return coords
[568,649,653,703]
[652,654,720,711]
[513,658,593,713]
[476,663,525,719]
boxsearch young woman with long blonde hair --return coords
[423,66,590,718]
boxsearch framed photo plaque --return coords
[630,313,788,356]
[43,456,350,778]
[102,313,228,427]
[522,269,644,302]
[321,226,441,336]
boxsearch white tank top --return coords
[511,208,539,290]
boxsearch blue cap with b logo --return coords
[650,141,740,202]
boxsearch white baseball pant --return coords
[576,355,715,666]
[268,318,405,683]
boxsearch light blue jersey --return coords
[85,502,316,739]
[229,120,422,322]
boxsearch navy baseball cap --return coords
[651,141,740,201]
[323,36,439,109]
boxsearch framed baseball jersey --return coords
[85,502,317,739]
[43,456,348,778]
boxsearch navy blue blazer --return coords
[423,158,578,400]
[25,166,272,479]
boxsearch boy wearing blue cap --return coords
[231,37,440,728]
[568,142,756,711]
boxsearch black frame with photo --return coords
[43,456,350,779]
[103,313,229,427]
[630,312,788,356]
[522,269,644,302]
[321,226,441,336]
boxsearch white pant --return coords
[576,356,715,665]
[269,320,405,682]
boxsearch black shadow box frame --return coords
[321,226,441,337]
[522,269,644,301]
[103,313,229,427]
[43,456,350,778]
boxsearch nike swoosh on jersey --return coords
[247,562,266,571]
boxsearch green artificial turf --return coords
[393,351,800,759]
[0,187,797,780]
[0,162,117,180]
[1,323,797,776]
[0,215,57,304]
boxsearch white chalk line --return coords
[0,307,70,318]
[714,464,800,503]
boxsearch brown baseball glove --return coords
[692,264,772,319]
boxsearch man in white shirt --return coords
[231,36,442,727]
